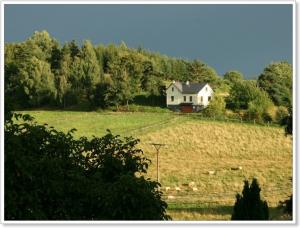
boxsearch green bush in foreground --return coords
[231,178,269,220]
[5,112,170,220]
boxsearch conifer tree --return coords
[231,178,269,220]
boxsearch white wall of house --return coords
[197,85,214,106]
[181,94,198,105]
[166,85,182,105]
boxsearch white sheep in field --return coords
[167,195,175,199]
[192,187,198,191]
[165,187,171,191]
[175,186,181,191]
[208,170,215,175]
[188,181,196,188]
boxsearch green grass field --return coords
[21,110,176,138]
[20,110,293,220]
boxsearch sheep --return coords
[165,187,171,191]
[208,170,215,175]
[175,186,181,191]
[167,195,175,199]
[192,187,198,191]
[188,181,196,188]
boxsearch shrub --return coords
[279,195,293,216]
[226,80,273,116]
[5,112,170,220]
[275,106,289,124]
[202,96,226,118]
[244,89,273,123]
[280,105,292,135]
[262,112,273,123]
[226,80,256,110]
[231,178,269,220]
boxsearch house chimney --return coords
[186,81,190,85]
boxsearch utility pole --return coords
[150,143,166,183]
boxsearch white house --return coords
[166,81,214,112]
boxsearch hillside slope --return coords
[138,120,292,220]
[20,111,292,220]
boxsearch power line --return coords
[150,143,167,183]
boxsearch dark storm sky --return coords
[4,4,293,78]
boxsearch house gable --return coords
[166,83,182,94]
[197,84,214,106]
[166,83,183,106]
[166,82,182,93]
[197,83,213,96]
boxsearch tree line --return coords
[203,63,292,124]
[5,30,221,110]
[5,30,292,124]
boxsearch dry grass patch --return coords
[138,120,292,220]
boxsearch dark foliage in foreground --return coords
[231,178,269,220]
[279,195,293,216]
[5,111,170,220]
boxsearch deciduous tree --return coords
[257,61,292,106]
[5,111,170,220]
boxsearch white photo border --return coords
[0,0,297,225]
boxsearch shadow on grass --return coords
[167,204,233,216]
[167,204,291,220]
[268,207,292,220]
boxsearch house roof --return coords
[172,81,208,94]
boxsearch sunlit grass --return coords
[19,111,293,220]
[138,120,292,220]
[20,110,175,138]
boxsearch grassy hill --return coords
[19,110,292,220]
[138,119,292,220]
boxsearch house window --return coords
[201,96,203,102]
[184,96,186,102]
[189,96,192,102]
[171,96,174,102]
[172,87,174,92]
[208,96,211,101]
